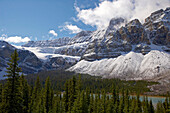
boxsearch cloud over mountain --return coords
[0,35,31,43]
[60,23,82,34]
[49,30,58,37]
[75,0,170,29]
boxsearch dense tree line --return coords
[0,50,170,113]
[23,70,157,94]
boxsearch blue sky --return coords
[0,0,99,44]
[0,0,169,45]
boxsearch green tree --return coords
[72,91,86,113]
[143,96,149,113]
[134,93,142,113]
[68,76,77,112]
[129,98,136,113]
[149,100,154,113]
[123,90,130,113]
[89,93,94,113]
[1,49,23,113]
[44,76,53,113]
[29,76,42,113]
[101,91,106,113]
[63,81,69,112]
[156,102,166,113]
[34,89,46,113]
[20,74,30,113]
[0,84,2,103]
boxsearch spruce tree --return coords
[72,91,85,113]
[29,76,42,113]
[63,81,69,112]
[68,76,77,112]
[134,93,142,113]
[89,93,94,113]
[0,84,2,103]
[149,100,154,113]
[20,74,30,113]
[129,98,136,113]
[34,89,46,113]
[123,90,130,113]
[44,76,53,113]
[101,91,106,113]
[156,102,166,113]
[1,49,23,113]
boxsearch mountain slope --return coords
[0,41,79,79]
[68,50,170,80]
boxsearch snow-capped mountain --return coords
[68,50,170,80]
[0,7,170,81]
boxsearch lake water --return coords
[138,96,166,105]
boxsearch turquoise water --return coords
[107,94,166,105]
[138,96,165,105]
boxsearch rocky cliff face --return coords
[82,7,170,60]
[144,7,170,47]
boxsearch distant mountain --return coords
[0,7,170,82]
[0,41,79,79]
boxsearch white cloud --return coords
[75,0,170,29]
[48,30,58,37]
[0,35,31,43]
[60,23,82,34]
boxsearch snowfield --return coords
[68,50,170,80]
[14,45,81,61]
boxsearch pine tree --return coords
[134,93,142,113]
[101,90,106,113]
[77,75,82,92]
[129,98,136,113]
[29,76,42,113]
[164,95,169,111]
[53,96,61,113]
[72,91,85,113]
[68,76,77,112]
[119,88,125,113]
[34,89,46,113]
[63,81,69,112]
[20,74,30,113]
[112,84,116,104]
[123,89,130,113]
[149,100,154,113]
[156,102,166,113]
[93,93,98,113]
[1,49,23,113]
[0,84,2,103]
[89,93,94,113]
[44,76,53,113]
[85,88,90,109]
[119,97,124,113]
[143,96,149,113]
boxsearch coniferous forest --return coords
[0,50,170,113]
